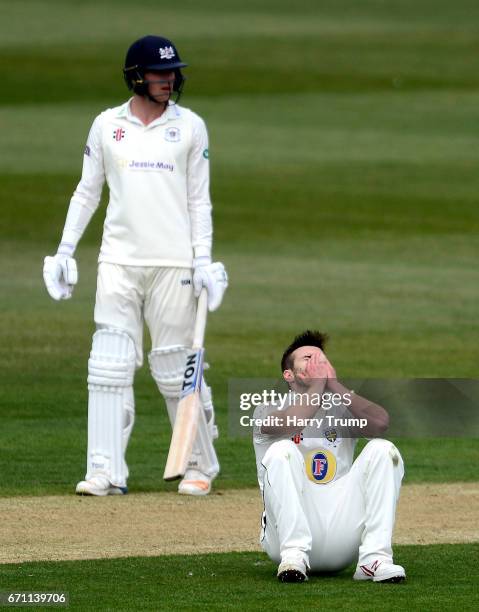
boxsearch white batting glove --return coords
[43,253,78,300]
[193,257,228,311]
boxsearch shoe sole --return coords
[75,485,127,496]
[354,572,406,583]
[375,575,406,583]
[178,480,211,496]
[278,569,307,583]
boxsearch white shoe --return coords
[354,560,406,583]
[178,469,212,496]
[75,475,127,496]
[277,550,309,583]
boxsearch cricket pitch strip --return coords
[0,483,478,564]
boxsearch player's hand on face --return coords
[192,258,228,311]
[298,351,329,391]
[325,360,336,380]
[307,348,336,380]
[43,254,78,300]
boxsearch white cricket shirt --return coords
[60,99,212,266]
[253,403,358,491]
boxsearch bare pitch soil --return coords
[1,483,478,564]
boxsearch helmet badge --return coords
[159,46,175,60]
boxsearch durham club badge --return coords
[324,428,339,447]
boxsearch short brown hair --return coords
[281,330,329,372]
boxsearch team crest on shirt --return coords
[324,427,339,447]
[165,127,181,142]
[304,448,337,484]
[113,128,125,141]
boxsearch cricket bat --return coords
[163,288,208,481]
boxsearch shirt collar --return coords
[116,99,181,126]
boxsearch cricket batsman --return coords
[43,35,228,496]
[253,330,405,582]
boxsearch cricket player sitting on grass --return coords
[253,330,405,583]
[43,35,228,497]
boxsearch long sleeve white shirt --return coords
[59,99,213,266]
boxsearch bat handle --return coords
[193,288,208,349]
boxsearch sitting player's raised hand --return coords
[297,350,329,392]
[325,357,336,380]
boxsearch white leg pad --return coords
[200,381,219,441]
[188,380,220,478]
[122,386,135,479]
[149,347,220,478]
[86,328,135,487]
[148,345,189,398]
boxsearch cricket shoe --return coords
[75,475,127,496]
[178,469,212,496]
[277,550,309,583]
[353,560,405,583]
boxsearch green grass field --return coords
[0,0,478,609]
[1,546,478,611]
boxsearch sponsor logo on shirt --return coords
[84,144,91,156]
[291,432,303,445]
[165,127,181,142]
[304,448,337,484]
[127,160,174,172]
[203,148,209,159]
[113,128,125,141]
[115,157,128,169]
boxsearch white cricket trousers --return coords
[260,439,404,571]
[94,263,196,365]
